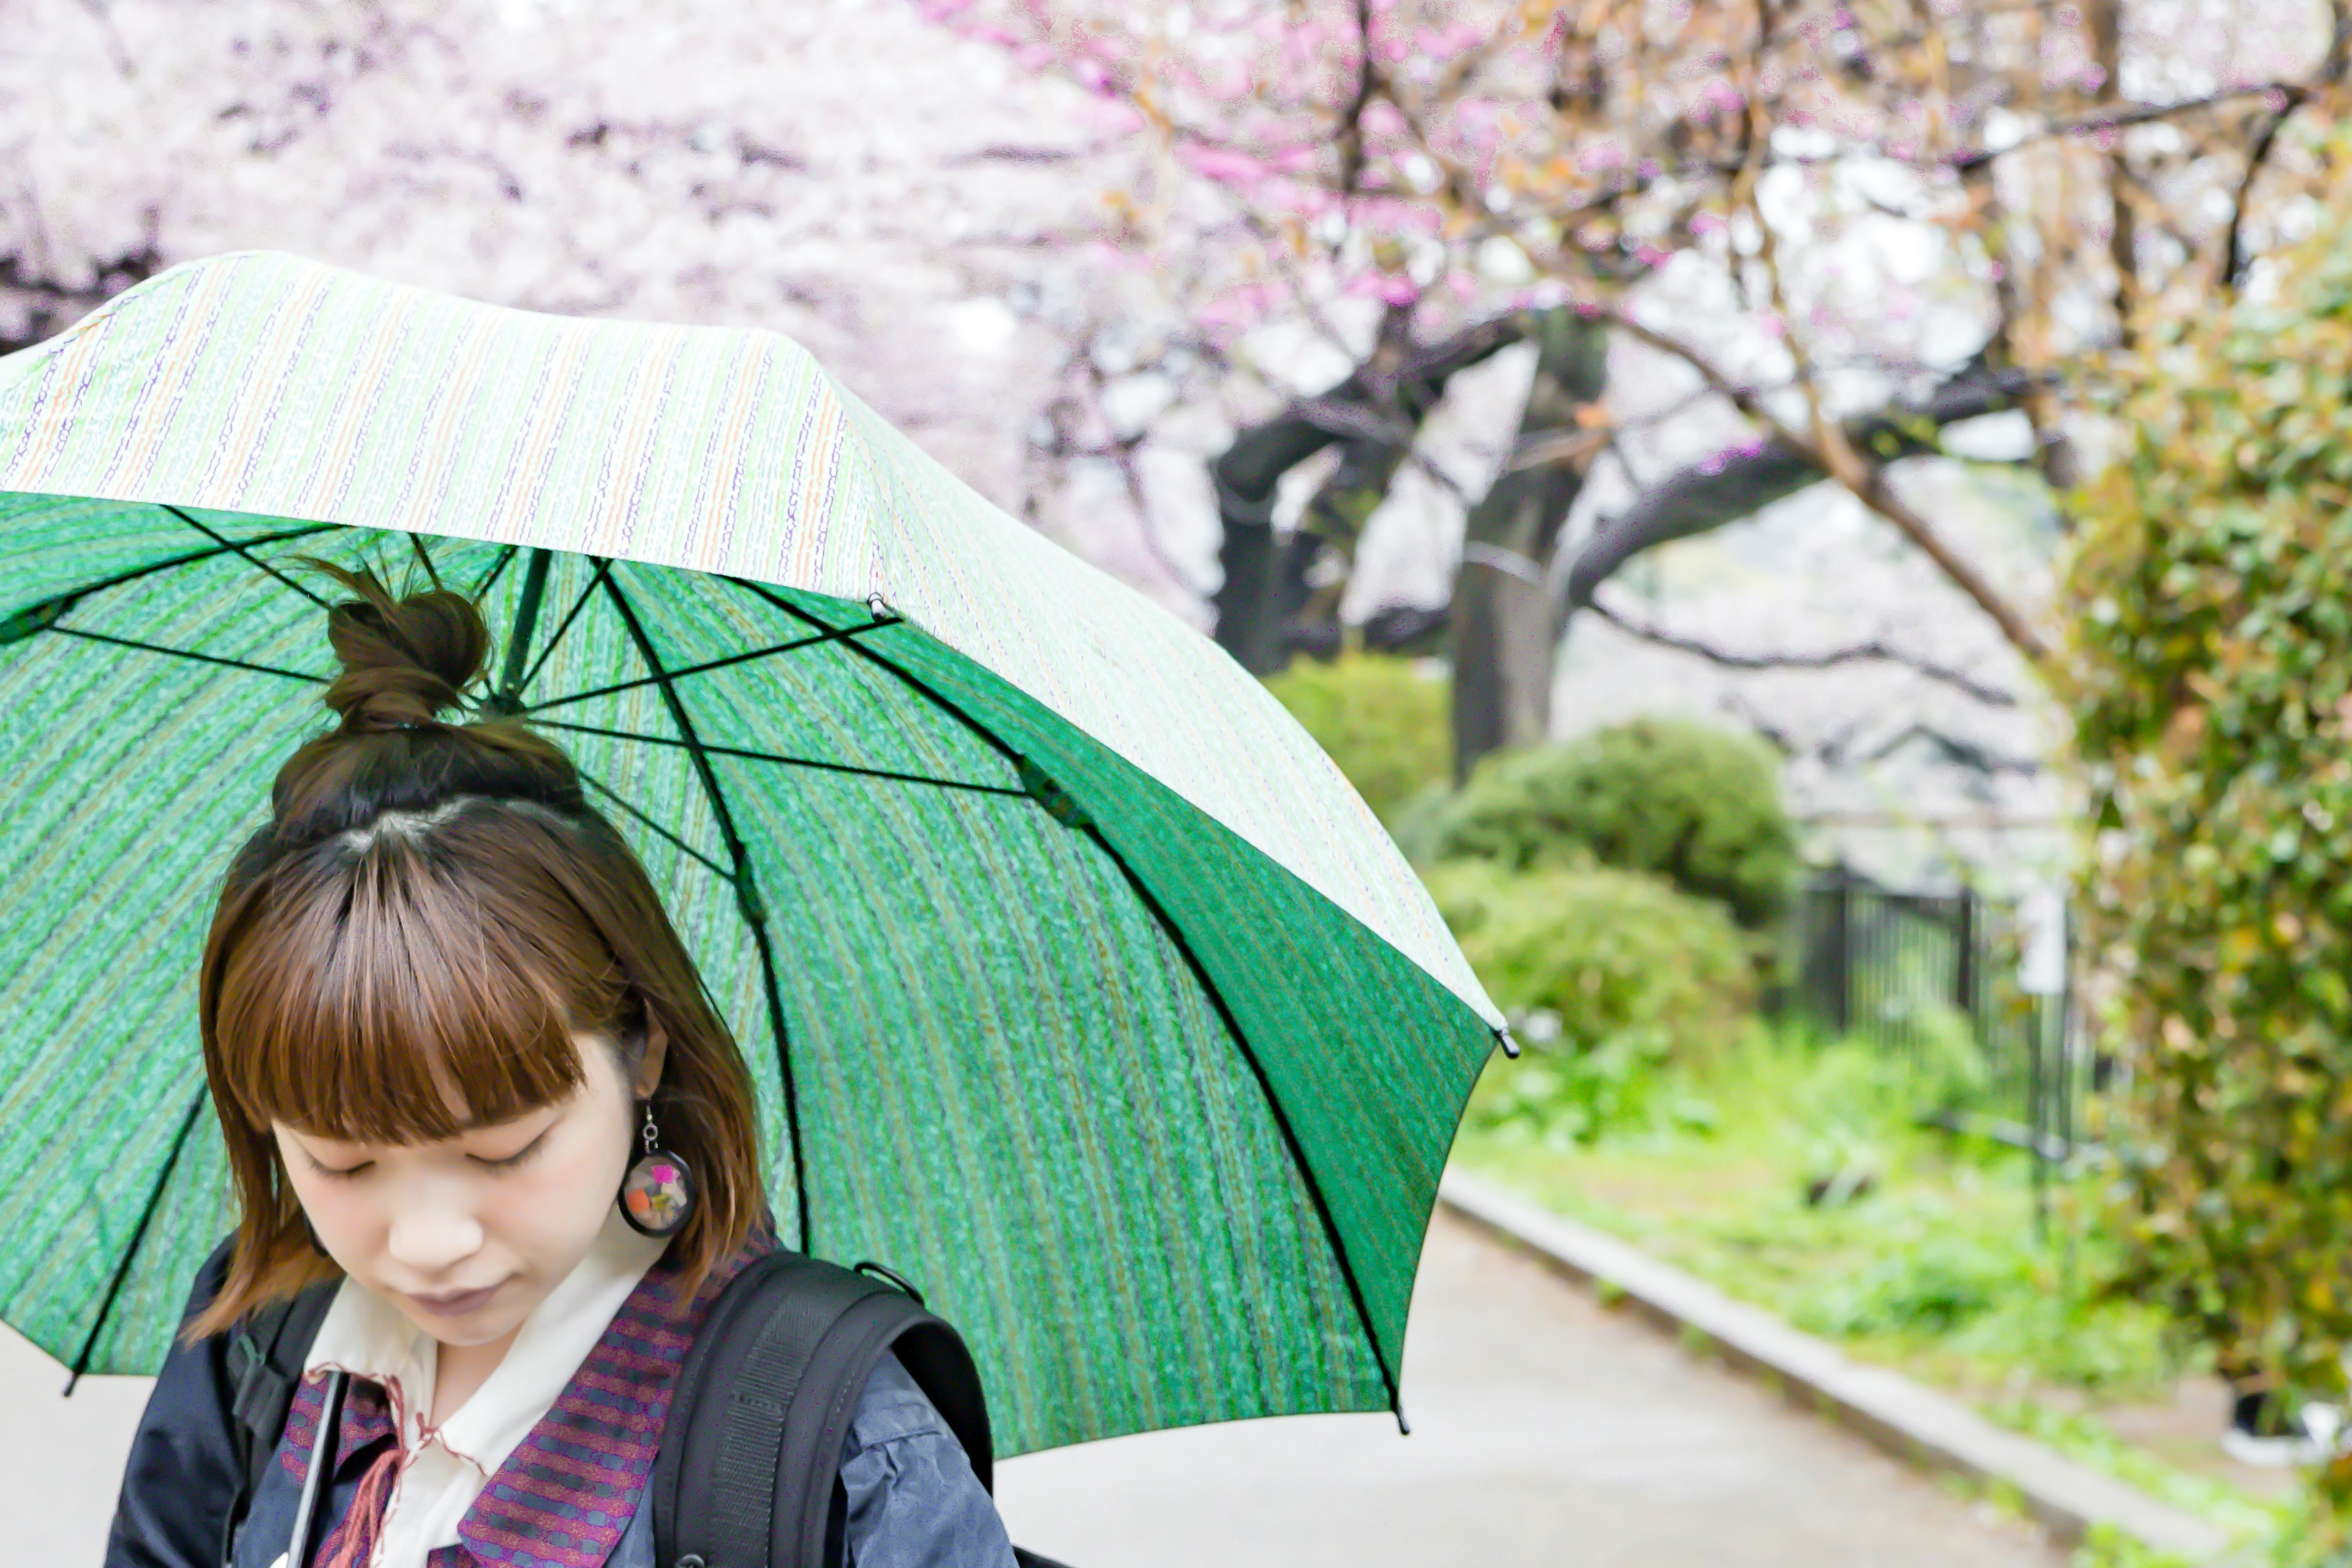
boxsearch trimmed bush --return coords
[1263,652,1448,825]
[1430,718,1798,928]
[1425,860,1756,1057]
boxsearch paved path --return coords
[8,1210,2062,1567]
[997,1212,2062,1567]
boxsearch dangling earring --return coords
[619,1099,696,1238]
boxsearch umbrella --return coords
[0,252,1505,1455]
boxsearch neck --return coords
[431,1327,524,1427]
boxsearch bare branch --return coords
[1586,592,2021,708]
[1597,308,2052,663]
[2222,6,2350,292]
[1820,425,2052,665]
[2222,97,2304,292]
[1943,80,2316,172]
[1624,141,2052,668]
[1335,0,1380,197]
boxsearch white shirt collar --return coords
[300,1207,666,1566]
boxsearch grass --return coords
[1453,1020,2288,1550]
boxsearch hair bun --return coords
[311,562,491,733]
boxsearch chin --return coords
[412,1302,532,1348]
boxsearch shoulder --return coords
[843,1349,960,1457]
[834,1352,1014,1567]
[103,1240,247,1568]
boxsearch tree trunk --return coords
[1451,309,1608,780]
[1284,436,1414,659]
[1210,410,1352,675]
[1210,311,1530,674]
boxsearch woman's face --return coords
[273,1033,651,1351]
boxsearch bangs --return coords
[210,810,624,1144]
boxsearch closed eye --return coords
[307,1156,373,1181]
[470,1131,549,1171]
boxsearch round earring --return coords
[619,1099,696,1238]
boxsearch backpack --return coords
[222,1250,1072,1568]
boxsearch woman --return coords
[104,565,1016,1568]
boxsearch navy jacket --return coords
[104,1244,1015,1568]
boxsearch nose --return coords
[384,1187,486,1281]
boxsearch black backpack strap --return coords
[222,1267,337,1561]
[652,1252,994,1568]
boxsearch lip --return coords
[405,1281,507,1317]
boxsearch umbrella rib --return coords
[720,578,1407,1419]
[470,544,520,599]
[162,506,332,608]
[407,533,445,590]
[514,557,614,698]
[66,1087,209,1394]
[596,571,814,1256]
[578,769,740,884]
[521,616,903,715]
[529,718,1028,797]
[48,625,326,683]
[0,523,345,643]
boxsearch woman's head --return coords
[189,562,765,1341]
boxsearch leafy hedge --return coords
[1430,861,1755,1143]
[1263,652,1449,825]
[1426,859,1756,1054]
[1430,718,1798,928]
[2062,183,2352,1512]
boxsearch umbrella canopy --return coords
[0,252,1503,1455]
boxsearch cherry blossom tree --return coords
[926,0,2352,771]
[13,0,2352,784]
[0,0,1136,519]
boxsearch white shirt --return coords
[276,1209,667,1568]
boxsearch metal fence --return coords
[1792,865,2092,1186]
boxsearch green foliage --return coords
[1262,652,1448,824]
[1463,1027,2198,1399]
[1792,1215,2026,1339]
[1430,717,1798,927]
[1470,1030,1727,1148]
[1427,860,1757,1063]
[2061,154,2352,1511]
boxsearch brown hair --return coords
[188,563,766,1339]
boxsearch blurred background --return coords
[11,0,2352,1563]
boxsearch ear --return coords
[631,1012,670,1099]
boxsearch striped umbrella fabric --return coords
[0,252,1504,1455]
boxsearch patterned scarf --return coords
[278,1239,768,1568]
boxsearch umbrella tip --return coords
[1495,1027,1520,1060]
[1393,1399,1411,1436]
[62,1371,81,1398]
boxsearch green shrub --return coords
[1794,1223,2023,1338]
[2062,144,2352,1516]
[1430,717,1798,928]
[1427,860,1756,1060]
[1263,652,1449,824]
[1468,1030,1731,1147]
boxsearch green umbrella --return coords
[0,252,1504,1455]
